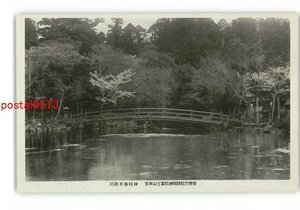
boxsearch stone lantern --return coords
[62,106,70,119]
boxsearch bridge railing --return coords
[69,108,231,123]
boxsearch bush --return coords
[273,118,290,133]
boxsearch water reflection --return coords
[26,128,290,181]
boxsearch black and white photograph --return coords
[16,13,298,192]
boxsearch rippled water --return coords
[25,128,290,181]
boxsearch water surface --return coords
[25,128,290,181]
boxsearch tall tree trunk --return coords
[54,91,64,121]
[256,96,259,124]
[237,98,243,116]
[100,103,106,117]
[232,104,237,118]
[277,96,280,119]
[271,94,276,123]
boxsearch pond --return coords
[25,127,290,181]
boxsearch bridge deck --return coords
[69,108,234,125]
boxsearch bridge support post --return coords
[223,121,229,128]
[92,122,99,129]
[78,122,84,129]
[256,96,259,124]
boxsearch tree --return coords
[121,23,147,55]
[149,18,222,67]
[37,18,103,43]
[170,64,194,108]
[217,19,230,32]
[25,18,38,49]
[90,44,138,76]
[97,31,106,44]
[106,18,124,49]
[225,70,257,117]
[37,18,103,56]
[90,69,136,111]
[25,17,291,119]
[258,18,290,67]
[188,54,237,112]
[221,18,264,74]
[25,39,87,119]
[251,66,290,122]
[217,19,230,48]
[131,50,177,107]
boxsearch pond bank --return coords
[25,118,289,135]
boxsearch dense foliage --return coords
[25,17,290,121]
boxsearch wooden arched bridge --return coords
[68,108,236,125]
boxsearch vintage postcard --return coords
[16,13,298,192]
